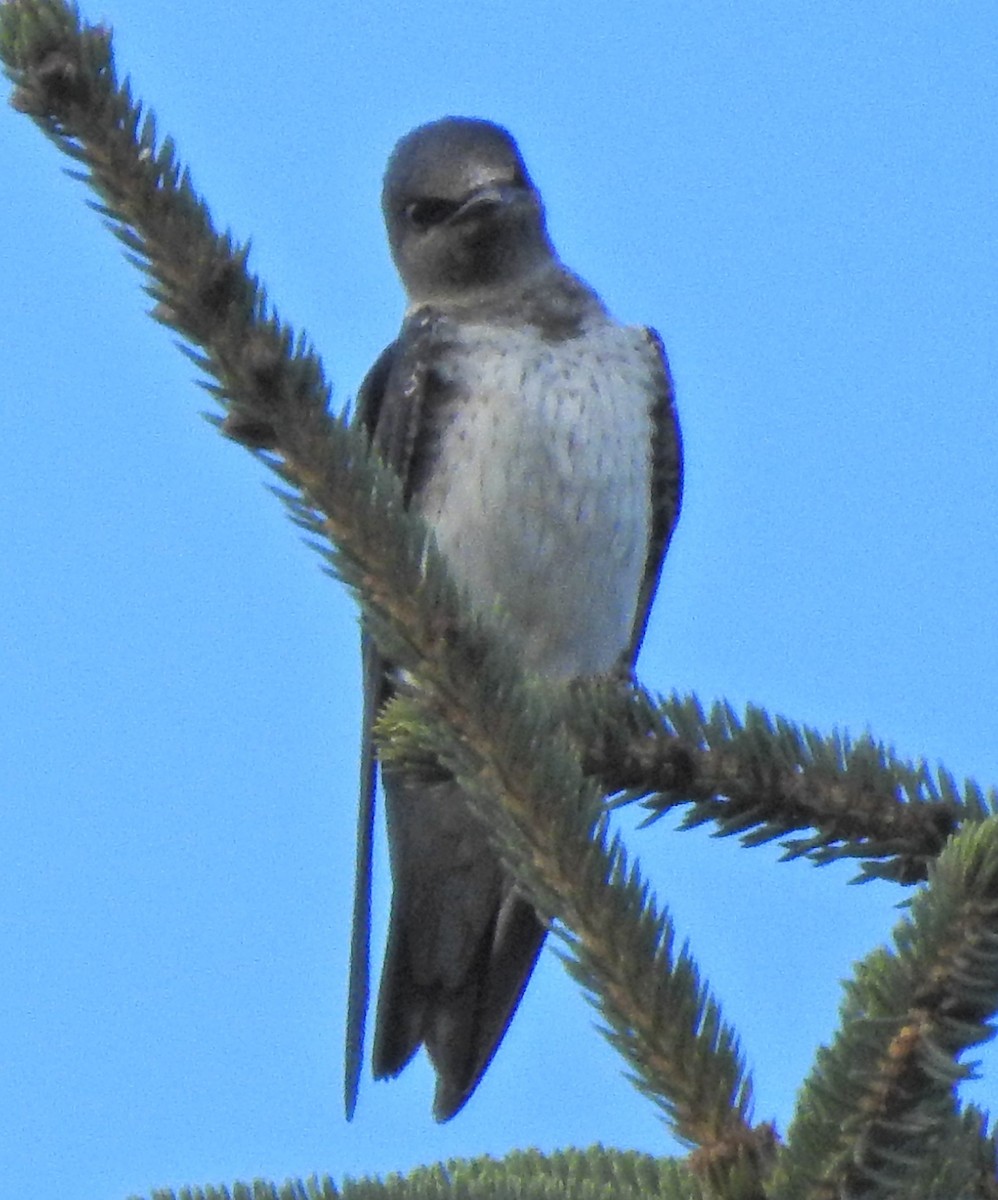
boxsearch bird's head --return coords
[382,117,556,307]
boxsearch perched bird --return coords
[346,116,683,1122]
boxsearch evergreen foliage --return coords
[3,2,997,1196]
[136,1146,704,1200]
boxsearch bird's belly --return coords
[417,331,653,680]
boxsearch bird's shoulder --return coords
[355,309,466,500]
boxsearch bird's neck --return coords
[407,261,606,342]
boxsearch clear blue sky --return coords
[2,1,997,1196]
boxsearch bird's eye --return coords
[405,198,461,230]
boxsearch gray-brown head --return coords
[382,117,557,307]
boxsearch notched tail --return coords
[374,889,547,1121]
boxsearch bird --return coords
[345,116,683,1122]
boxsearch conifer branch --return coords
[1,0,766,1181]
[137,1147,706,1199]
[574,682,988,884]
[771,817,998,1198]
[900,1107,998,1200]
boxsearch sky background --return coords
[2,1,997,1196]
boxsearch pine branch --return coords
[771,817,998,1198]
[906,1107,998,1200]
[0,0,768,1185]
[573,682,990,884]
[136,1147,706,1199]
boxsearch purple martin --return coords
[345,117,683,1121]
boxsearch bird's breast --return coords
[415,319,655,679]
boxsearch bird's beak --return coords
[452,183,527,224]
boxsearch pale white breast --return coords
[416,316,656,680]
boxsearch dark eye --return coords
[405,198,461,230]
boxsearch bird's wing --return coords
[344,312,442,1119]
[343,623,383,1120]
[625,328,684,667]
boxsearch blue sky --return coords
[2,1,997,1196]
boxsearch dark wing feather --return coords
[343,346,392,1120]
[625,328,684,667]
[343,628,383,1120]
[360,312,440,500]
[344,312,452,1118]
